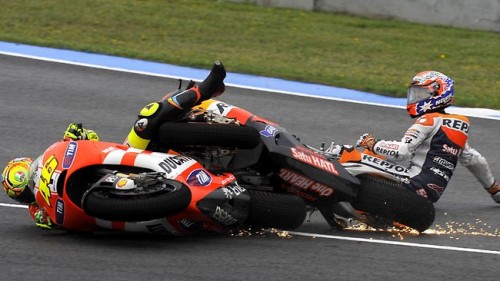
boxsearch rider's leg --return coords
[124,62,226,149]
[403,174,446,203]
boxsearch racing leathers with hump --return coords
[355,71,499,203]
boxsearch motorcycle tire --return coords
[246,189,307,230]
[158,122,260,149]
[351,175,435,232]
[82,180,192,222]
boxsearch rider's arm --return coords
[371,116,436,162]
[459,143,500,203]
[29,203,54,229]
[371,140,411,162]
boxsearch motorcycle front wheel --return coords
[351,175,435,232]
[82,179,192,222]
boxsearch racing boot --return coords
[197,60,226,99]
[487,180,500,203]
[324,142,355,159]
[158,61,226,114]
[324,142,343,158]
[161,61,225,101]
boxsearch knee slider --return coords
[134,102,163,139]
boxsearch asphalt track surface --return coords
[1,54,499,281]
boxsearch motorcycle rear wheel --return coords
[246,190,307,230]
[82,179,192,222]
[351,175,435,232]
[158,122,260,149]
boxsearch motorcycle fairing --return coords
[196,183,250,228]
[339,148,409,182]
[33,140,234,232]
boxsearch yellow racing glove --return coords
[64,123,99,141]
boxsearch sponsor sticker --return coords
[139,102,160,117]
[278,168,334,197]
[158,155,195,174]
[374,147,399,157]
[430,167,450,182]
[56,199,64,225]
[62,141,77,169]
[361,154,408,174]
[213,206,238,226]
[442,118,469,134]
[222,184,246,199]
[187,169,212,186]
[260,125,278,137]
[291,147,339,175]
[427,183,445,195]
[433,156,455,170]
[134,118,148,132]
[442,144,461,156]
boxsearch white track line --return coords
[1,202,28,208]
[289,231,500,255]
[1,202,498,255]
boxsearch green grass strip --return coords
[0,0,498,109]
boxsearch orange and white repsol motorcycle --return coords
[156,98,435,233]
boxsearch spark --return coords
[343,218,500,239]
[424,219,500,237]
[229,219,499,240]
[229,227,291,238]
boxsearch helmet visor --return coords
[407,85,433,104]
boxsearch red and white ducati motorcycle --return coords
[29,139,307,235]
